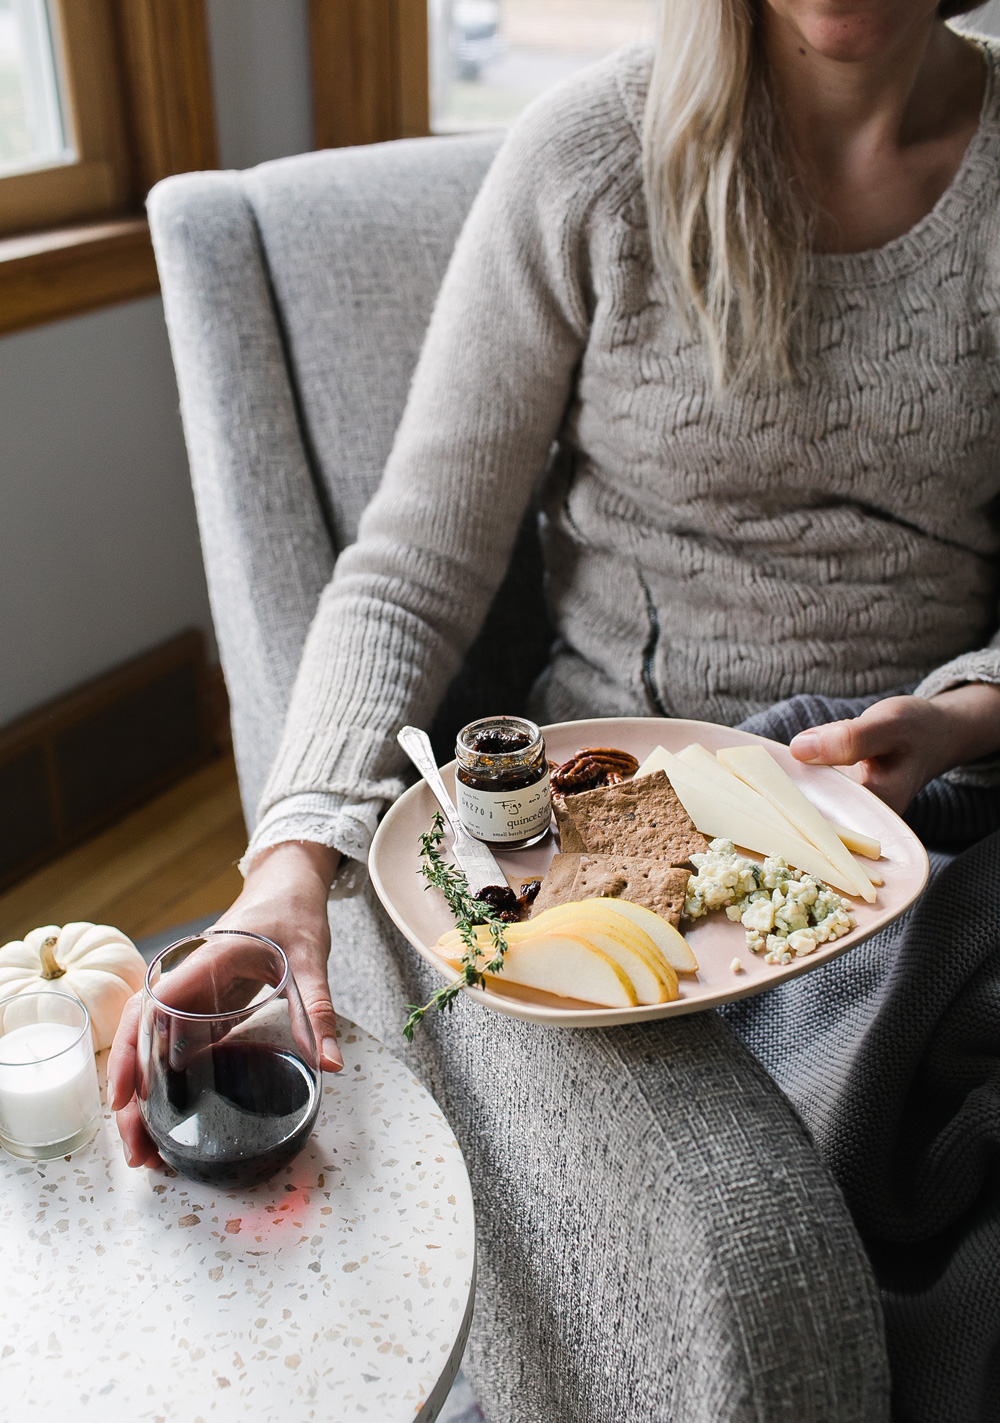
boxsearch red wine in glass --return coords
[138,931,321,1188]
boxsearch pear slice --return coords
[588,898,699,975]
[437,921,532,954]
[527,898,692,984]
[438,913,673,1004]
[438,932,638,1007]
[527,901,668,974]
[526,915,677,1004]
[439,898,698,981]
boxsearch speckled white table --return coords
[0,1019,476,1423]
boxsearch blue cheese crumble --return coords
[684,838,856,964]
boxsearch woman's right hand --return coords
[108,840,343,1168]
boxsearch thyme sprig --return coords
[402,811,509,1041]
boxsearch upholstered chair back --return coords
[150,134,550,821]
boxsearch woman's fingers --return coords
[790,697,919,767]
[115,1095,160,1168]
[788,696,939,813]
[109,994,160,1167]
[107,992,141,1111]
[292,953,344,1072]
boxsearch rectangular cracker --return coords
[572,857,690,927]
[530,853,582,915]
[553,798,587,852]
[530,852,690,927]
[561,770,708,866]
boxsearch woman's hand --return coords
[108,840,342,1168]
[789,684,1000,814]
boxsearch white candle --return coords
[0,1020,101,1150]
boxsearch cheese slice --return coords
[677,744,799,830]
[678,743,884,870]
[637,752,863,894]
[716,745,877,902]
[638,743,883,883]
[829,822,882,862]
[682,744,882,879]
[643,741,807,845]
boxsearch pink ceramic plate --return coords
[368,717,930,1028]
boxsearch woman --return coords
[113,2,1000,1418]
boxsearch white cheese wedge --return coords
[638,743,883,886]
[643,743,810,847]
[676,744,798,832]
[635,745,676,780]
[654,759,870,893]
[716,745,877,902]
[829,822,882,862]
[681,744,882,880]
[678,742,884,871]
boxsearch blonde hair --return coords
[642,0,987,388]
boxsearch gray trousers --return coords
[199,519,890,1418]
[321,890,889,1423]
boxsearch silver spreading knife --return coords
[396,724,507,896]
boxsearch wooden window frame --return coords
[310,0,430,150]
[0,0,217,335]
[0,1,132,237]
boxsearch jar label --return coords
[456,771,552,844]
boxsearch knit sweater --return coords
[244,37,1000,876]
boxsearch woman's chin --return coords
[764,0,942,65]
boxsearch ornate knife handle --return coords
[396,726,464,837]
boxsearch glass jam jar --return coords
[455,715,552,849]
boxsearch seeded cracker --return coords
[530,853,581,915]
[531,852,690,927]
[573,857,690,926]
[561,771,709,865]
[553,798,587,852]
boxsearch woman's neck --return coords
[760,10,986,252]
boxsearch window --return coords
[0,0,217,335]
[311,0,655,148]
[0,0,69,178]
[428,0,657,134]
[0,0,133,239]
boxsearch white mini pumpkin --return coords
[0,923,147,1051]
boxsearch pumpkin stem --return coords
[38,935,66,980]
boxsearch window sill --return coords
[0,216,160,336]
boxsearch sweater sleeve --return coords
[912,642,1000,786]
[242,73,617,875]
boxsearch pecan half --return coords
[550,746,640,796]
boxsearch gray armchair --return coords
[149,138,889,1423]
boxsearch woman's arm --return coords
[790,684,1000,812]
[242,77,606,875]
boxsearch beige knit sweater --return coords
[245,38,1000,875]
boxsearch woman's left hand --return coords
[789,684,1000,814]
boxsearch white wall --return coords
[207,0,312,171]
[0,0,312,728]
[0,300,211,724]
[965,3,1000,32]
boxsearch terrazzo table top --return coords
[0,1019,476,1423]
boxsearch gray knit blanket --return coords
[722,693,1000,1423]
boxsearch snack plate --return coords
[368,717,930,1028]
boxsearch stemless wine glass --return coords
[137,930,320,1188]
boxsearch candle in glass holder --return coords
[0,992,101,1159]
